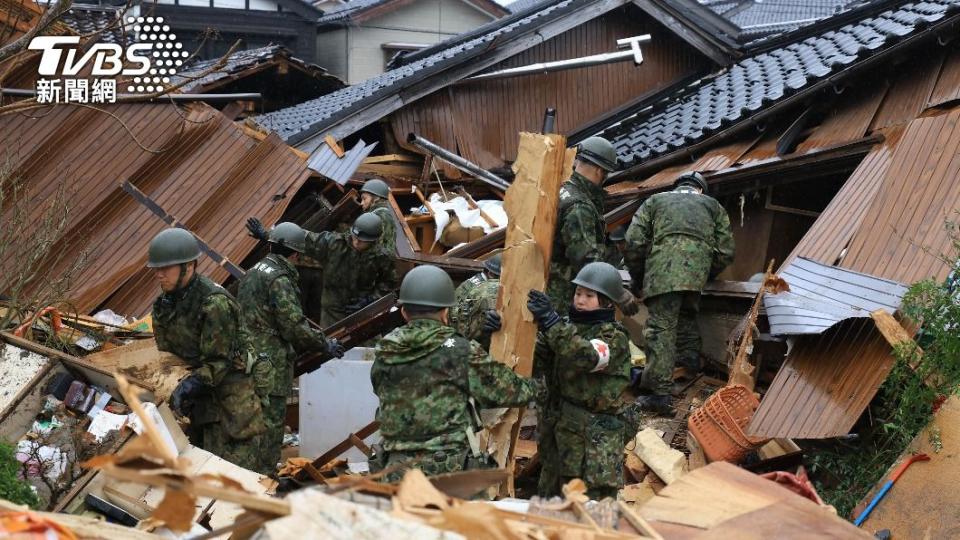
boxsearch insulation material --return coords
[427,193,507,243]
[0,344,50,412]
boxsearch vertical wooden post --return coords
[486,132,574,494]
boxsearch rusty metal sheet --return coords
[783,127,903,268]
[764,257,907,336]
[842,107,960,284]
[0,102,309,318]
[747,318,895,439]
[928,43,960,109]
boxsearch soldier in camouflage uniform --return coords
[248,213,398,328]
[450,254,500,350]
[486,263,632,498]
[625,172,735,414]
[238,222,346,474]
[606,225,628,269]
[547,137,617,317]
[370,265,540,482]
[359,179,397,255]
[148,228,266,471]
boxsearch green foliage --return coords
[0,441,40,509]
[807,236,960,518]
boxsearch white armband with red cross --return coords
[590,339,611,372]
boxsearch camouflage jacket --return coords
[238,254,330,397]
[548,172,606,314]
[451,277,499,350]
[371,318,538,453]
[537,310,631,415]
[369,199,398,256]
[625,187,735,298]
[153,275,264,437]
[304,230,399,327]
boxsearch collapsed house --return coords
[2,0,960,537]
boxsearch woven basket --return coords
[688,384,769,463]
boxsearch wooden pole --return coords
[486,132,573,495]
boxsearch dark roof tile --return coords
[596,0,960,168]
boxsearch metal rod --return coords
[0,88,261,102]
[542,108,556,134]
[407,133,510,191]
[463,35,650,82]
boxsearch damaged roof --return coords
[170,45,344,94]
[317,0,507,25]
[764,257,908,336]
[253,0,628,149]
[60,3,131,44]
[595,0,960,170]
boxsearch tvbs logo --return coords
[28,16,187,104]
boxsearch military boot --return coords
[635,394,672,416]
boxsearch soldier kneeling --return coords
[369,265,541,482]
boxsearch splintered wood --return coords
[728,262,788,391]
[485,132,574,490]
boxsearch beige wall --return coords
[320,0,497,83]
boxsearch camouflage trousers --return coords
[555,400,624,500]
[371,446,492,483]
[640,291,702,396]
[259,395,287,475]
[536,403,561,497]
[190,422,262,472]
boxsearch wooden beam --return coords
[295,420,380,482]
[325,134,345,158]
[389,192,421,254]
[486,132,573,495]
[870,309,915,348]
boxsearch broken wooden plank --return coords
[485,132,573,494]
[362,153,420,164]
[618,500,664,540]
[305,188,360,232]
[325,134,345,158]
[634,428,688,485]
[295,420,380,482]
[389,192,421,255]
[870,309,916,348]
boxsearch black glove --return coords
[617,289,641,317]
[345,295,376,313]
[482,310,502,335]
[326,338,346,359]
[527,290,561,332]
[246,217,269,242]
[170,374,205,417]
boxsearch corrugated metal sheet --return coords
[307,139,377,185]
[928,42,960,108]
[841,106,960,284]
[0,102,309,317]
[783,127,904,267]
[389,8,708,176]
[764,257,907,336]
[747,318,896,438]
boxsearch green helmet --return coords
[571,262,625,302]
[483,253,502,277]
[576,136,619,172]
[675,171,708,192]
[361,178,390,199]
[609,225,627,243]
[147,228,201,268]
[398,265,456,308]
[269,222,307,253]
[351,213,382,242]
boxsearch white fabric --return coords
[427,193,508,242]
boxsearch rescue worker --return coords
[625,171,735,414]
[485,262,632,498]
[548,137,638,316]
[369,264,541,481]
[606,225,628,269]
[148,228,265,471]
[450,254,501,349]
[237,222,346,474]
[247,213,398,327]
[359,178,397,255]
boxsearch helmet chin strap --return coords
[174,262,188,292]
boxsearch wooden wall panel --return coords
[389,5,709,170]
